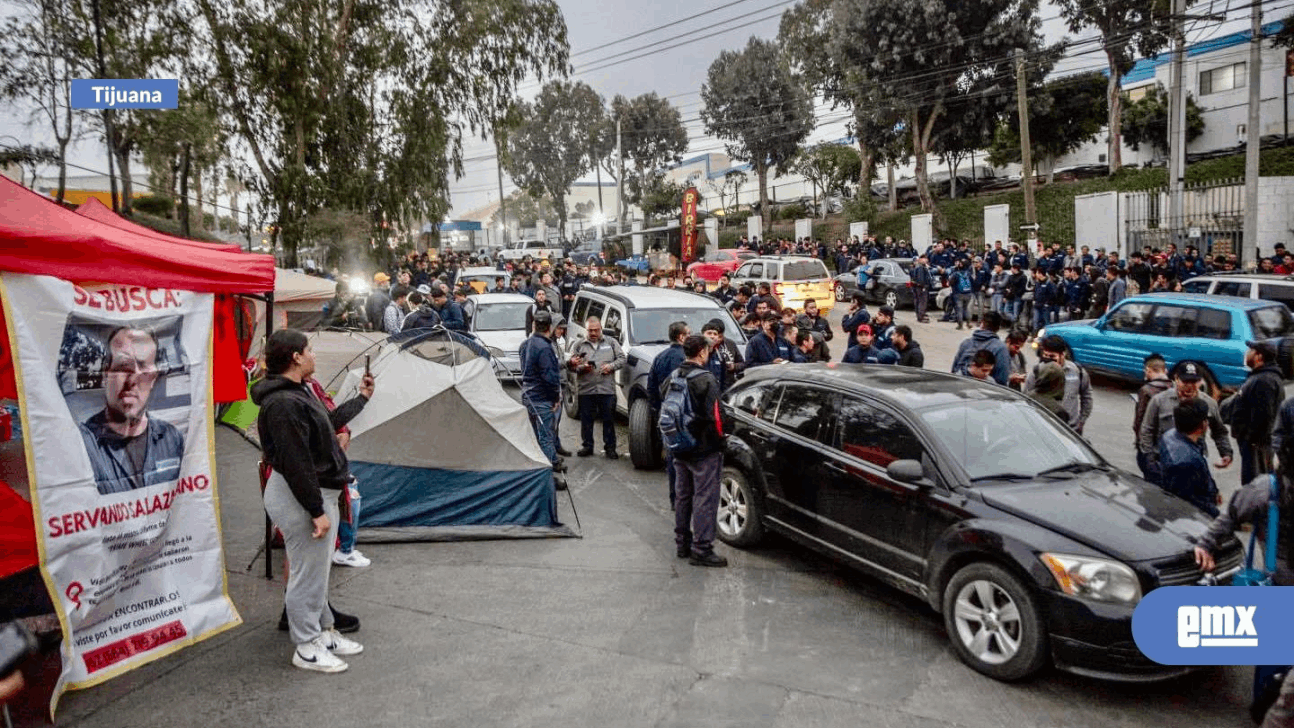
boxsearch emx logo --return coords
[1135,587,1293,665]
[1178,605,1258,647]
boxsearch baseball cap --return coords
[1176,362,1203,382]
[856,324,873,336]
[532,310,553,326]
[373,272,390,283]
[1248,340,1278,363]
[416,284,432,295]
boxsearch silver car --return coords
[466,292,535,381]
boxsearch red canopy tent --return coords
[0,175,276,582]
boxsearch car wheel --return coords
[884,289,898,309]
[628,398,663,470]
[942,562,1048,682]
[1194,362,1223,403]
[716,466,764,547]
[563,384,579,420]
[835,283,847,302]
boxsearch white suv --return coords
[1180,273,1294,311]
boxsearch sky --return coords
[0,0,1276,222]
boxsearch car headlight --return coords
[1039,553,1141,605]
[1032,328,1045,349]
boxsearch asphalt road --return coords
[51,315,1260,728]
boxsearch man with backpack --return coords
[658,335,727,568]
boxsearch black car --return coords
[833,258,942,311]
[716,365,1243,682]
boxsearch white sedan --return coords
[466,293,535,381]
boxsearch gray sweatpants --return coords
[263,471,340,645]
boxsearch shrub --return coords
[133,195,173,217]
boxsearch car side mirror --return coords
[887,459,931,488]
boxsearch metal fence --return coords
[1123,177,1245,257]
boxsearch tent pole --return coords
[264,291,275,580]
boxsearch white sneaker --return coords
[293,636,348,673]
[332,549,371,567]
[322,628,364,656]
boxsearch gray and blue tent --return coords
[331,333,573,541]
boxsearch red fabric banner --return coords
[680,187,700,265]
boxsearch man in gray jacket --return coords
[1138,362,1233,479]
[569,316,626,458]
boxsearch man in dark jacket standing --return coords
[649,322,690,508]
[667,335,727,567]
[1159,400,1220,517]
[253,330,372,673]
[744,313,784,367]
[910,256,933,323]
[950,311,1010,386]
[1134,354,1173,483]
[365,272,391,331]
[520,311,564,474]
[840,292,870,351]
[1227,341,1284,483]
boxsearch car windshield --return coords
[919,400,1101,482]
[1249,305,1294,338]
[473,303,531,332]
[629,308,747,345]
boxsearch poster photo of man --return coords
[57,315,190,495]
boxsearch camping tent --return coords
[331,336,573,540]
[269,268,337,331]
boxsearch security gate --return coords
[1123,178,1244,257]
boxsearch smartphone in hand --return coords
[0,621,37,678]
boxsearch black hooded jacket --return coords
[251,375,368,518]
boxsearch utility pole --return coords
[616,118,625,236]
[495,137,508,246]
[1167,0,1187,240]
[1243,0,1263,266]
[1014,49,1037,232]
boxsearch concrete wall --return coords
[1257,177,1294,258]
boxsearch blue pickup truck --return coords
[1036,293,1294,391]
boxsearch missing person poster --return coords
[1,274,241,712]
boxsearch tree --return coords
[638,174,688,223]
[987,71,1109,182]
[505,80,606,238]
[791,143,861,217]
[1055,0,1173,175]
[701,36,814,230]
[779,0,904,193]
[0,0,81,203]
[1121,83,1205,158]
[706,168,748,222]
[198,0,569,266]
[611,92,688,221]
[491,191,557,230]
[829,0,1047,225]
[136,85,226,230]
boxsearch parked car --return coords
[1037,293,1294,393]
[1179,272,1294,311]
[456,266,510,294]
[497,239,561,264]
[716,364,1243,682]
[615,254,652,275]
[834,258,941,311]
[466,292,534,381]
[729,255,835,314]
[563,285,746,469]
[686,249,758,283]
